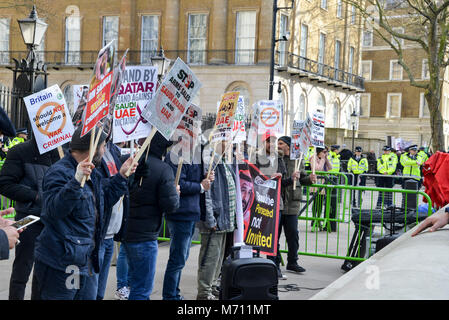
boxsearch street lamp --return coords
[350,110,358,153]
[10,6,48,133]
[151,47,171,81]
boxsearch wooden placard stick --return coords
[80,126,99,187]
[57,146,64,159]
[174,156,183,186]
[292,154,303,190]
[206,141,217,178]
[125,126,158,177]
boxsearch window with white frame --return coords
[141,15,159,64]
[362,29,373,46]
[422,59,429,80]
[0,19,10,64]
[337,0,343,18]
[65,16,80,64]
[360,93,371,117]
[390,60,402,80]
[235,11,256,64]
[327,102,339,128]
[351,5,356,24]
[103,16,119,50]
[334,40,341,70]
[391,27,404,47]
[299,24,308,69]
[361,60,372,80]
[321,0,327,10]
[318,32,326,74]
[296,93,306,120]
[188,14,208,64]
[420,93,430,118]
[348,46,354,75]
[386,93,401,118]
[278,14,288,66]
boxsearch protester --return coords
[0,135,61,300]
[197,140,236,300]
[277,136,316,274]
[411,203,449,237]
[122,132,180,300]
[0,208,20,260]
[95,139,130,300]
[32,127,137,300]
[309,146,332,231]
[114,244,130,300]
[163,147,214,300]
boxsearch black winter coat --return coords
[123,154,179,242]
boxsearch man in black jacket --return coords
[0,137,61,300]
[123,132,180,300]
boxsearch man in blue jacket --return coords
[32,127,137,300]
[162,149,214,300]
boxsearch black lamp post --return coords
[268,0,294,100]
[11,5,48,133]
[350,110,358,153]
[151,47,171,82]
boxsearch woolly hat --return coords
[278,136,291,148]
[70,126,107,151]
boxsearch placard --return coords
[210,91,239,142]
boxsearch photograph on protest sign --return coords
[257,100,284,135]
[232,96,246,144]
[169,103,202,164]
[246,102,260,148]
[311,110,325,148]
[290,113,313,160]
[239,160,281,256]
[210,91,239,142]
[141,57,202,141]
[24,84,75,155]
[71,85,89,128]
[81,41,115,137]
[112,65,157,144]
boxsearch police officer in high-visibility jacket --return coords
[376,145,397,208]
[328,145,341,173]
[304,146,315,171]
[6,128,27,150]
[401,144,423,188]
[347,146,368,206]
[418,146,429,165]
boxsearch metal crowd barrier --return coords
[0,195,14,218]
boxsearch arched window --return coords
[295,93,306,120]
[317,92,325,113]
[329,101,339,128]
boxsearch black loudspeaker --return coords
[402,179,418,211]
[220,246,278,300]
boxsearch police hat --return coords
[16,128,28,135]
[382,145,391,151]
[330,145,340,150]
[355,146,363,152]
[408,144,418,151]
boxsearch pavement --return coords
[0,229,346,301]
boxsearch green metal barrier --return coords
[0,196,15,219]
[279,183,433,264]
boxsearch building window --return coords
[337,0,343,18]
[278,14,289,66]
[103,16,119,50]
[235,11,256,64]
[327,102,339,128]
[362,29,373,46]
[360,93,371,117]
[391,27,404,47]
[321,0,327,10]
[317,92,326,111]
[141,15,159,64]
[348,46,354,75]
[351,5,356,24]
[188,13,208,64]
[387,93,401,118]
[334,40,341,70]
[296,93,306,120]
[390,60,402,80]
[420,93,430,118]
[422,59,429,80]
[65,16,80,64]
[299,24,308,69]
[361,60,372,80]
[232,86,250,111]
[0,19,10,65]
[318,32,326,74]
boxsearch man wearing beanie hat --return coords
[277,136,316,274]
[32,126,138,300]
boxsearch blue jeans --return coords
[32,260,97,300]
[162,219,195,300]
[96,238,114,300]
[123,241,158,300]
[116,243,130,289]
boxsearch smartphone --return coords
[11,215,40,231]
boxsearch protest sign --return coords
[246,102,260,148]
[239,160,281,256]
[233,96,246,144]
[112,65,157,143]
[311,110,325,148]
[141,57,202,141]
[290,113,312,160]
[24,84,74,155]
[257,100,284,135]
[81,41,115,137]
[71,85,89,128]
[210,91,239,143]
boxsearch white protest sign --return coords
[246,102,260,148]
[290,114,313,160]
[112,66,157,143]
[257,100,284,135]
[210,91,239,142]
[141,57,202,140]
[24,84,75,154]
[72,85,88,128]
[311,110,325,148]
[233,96,246,144]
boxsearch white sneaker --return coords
[115,287,130,300]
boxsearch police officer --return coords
[418,146,429,164]
[347,146,368,206]
[328,145,341,173]
[7,128,27,149]
[304,146,315,171]
[376,145,397,208]
[400,145,423,188]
